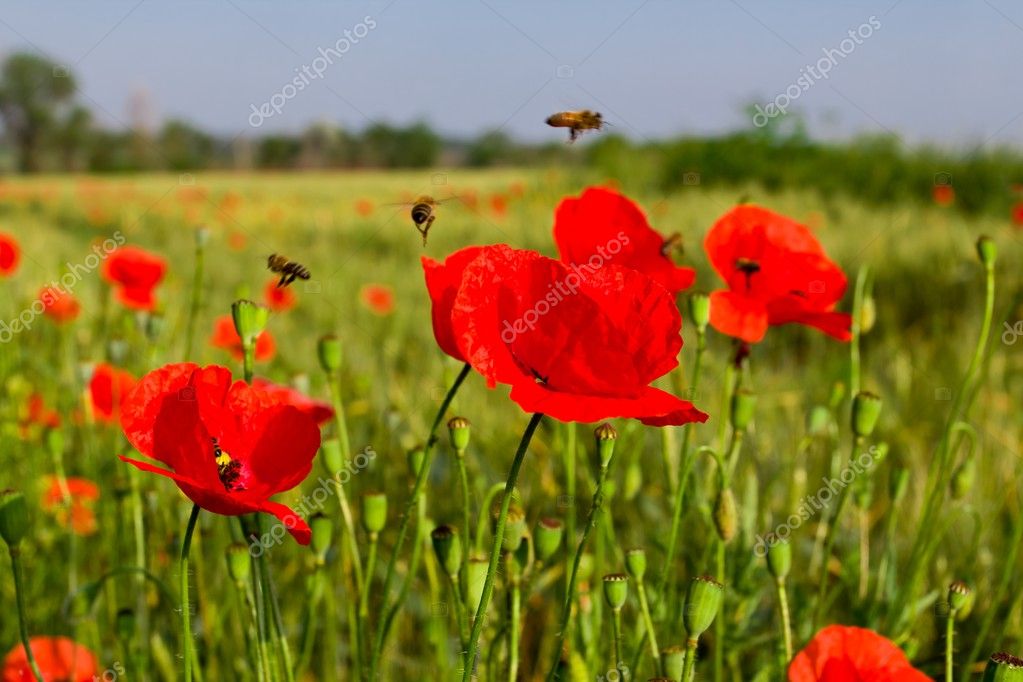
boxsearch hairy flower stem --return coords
[775,577,793,666]
[714,540,725,682]
[564,422,577,595]
[456,451,472,576]
[945,607,956,682]
[462,412,543,682]
[813,436,863,628]
[610,607,623,679]
[180,504,201,682]
[508,582,522,682]
[370,363,472,680]
[635,577,661,674]
[10,547,44,682]
[546,450,617,682]
[325,372,364,590]
[681,637,699,682]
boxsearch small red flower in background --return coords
[429,244,707,426]
[263,278,296,312]
[0,233,19,277]
[355,198,374,217]
[553,187,696,294]
[101,245,167,311]
[41,476,100,536]
[360,284,395,316]
[119,363,321,544]
[508,181,526,198]
[252,378,334,425]
[704,205,851,344]
[933,184,955,207]
[18,393,60,439]
[89,363,137,423]
[490,193,508,217]
[39,287,81,323]
[422,246,484,361]
[2,636,99,682]
[789,625,931,681]
[1012,202,1023,228]
[210,315,276,362]
[228,230,247,251]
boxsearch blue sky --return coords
[0,0,1020,148]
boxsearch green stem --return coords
[611,607,623,679]
[813,436,863,628]
[564,423,577,569]
[776,578,793,666]
[475,484,506,554]
[457,452,472,576]
[359,533,379,632]
[462,412,544,682]
[946,609,956,682]
[714,540,725,682]
[10,548,44,682]
[325,374,364,592]
[849,265,870,399]
[636,579,661,675]
[509,583,522,682]
[184,233,205,360]
[180,504,201,682]
[681,637,698,682]
[450,576,470,648]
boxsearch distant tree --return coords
[0,53,77,172]
[257,135,302,169]
[466,130,514,167]
[56,105,92,171]
[159,119,214,170]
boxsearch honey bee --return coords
[267,254,311,288]
[546,110,605,142]
[212,437,243,491]
[387,195,461,245]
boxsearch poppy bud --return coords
[320,438,343,474]
[714,488,737,543]
[951,456,975,500]
[983,653,1023,681]
[534,518,563,563]
[227,543,251,583]
[766,535,791,580]
[466,557,488,615]
[852,391,882,438]
[116,607,136,643]
[447,416,471,453]
[231,299,269,347]
[948,580,971,612]
[602,573,629,610]
[317,334,343,373]
[688,293,710,333]
[625,548,647,581]
[361,492,388,535]
[594,422,618,467]
[859,295,877,334]
[976,236,997,269]
[498,504,527,552]
[808,405,832,436]
[0,490,29,548]
[430,525,463,578]
[889,465,910,503]
[730,389,756,431]
[661,646,686,680]
[407,446,426,478]
[310,513,332,560]
[684,575,723,637]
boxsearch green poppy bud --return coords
[976,236,997,269]
[714,488,737,543]
[684,575,723,638]
[766,535,791,580]
[661,646,686,680]
[852,391,882,438]
[602,573,629,610]
[534,518,563,563]
[0,490,29,547]
[594,422,618,467]
[447,416,471,453]
[320,438,344,474]
[227,543,251,583]
[317,334,343,373]
[361,492,388,535]
[430,525,462,578]
[688,293,710,333]
[625,547,647,581]
[310,513,332,560]
[466,557,489,615]
[501,504,527,552]
[730,389,756,431]
[951,456,975,500]
[407,446,426,478]
[231,299,269,347]
[808,405,832,436]
[948,580,971,612]
[983,653,1023,681]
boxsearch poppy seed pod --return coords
[447,416,471,453]
[766,535,791,580]
[730,389,756,431]
[983,653,1023,681]
[317,334,343,372]
[534,518,563,563]
[430,525,462,579]
[227,543,251,583]
[714,488,738,543]
[310,513,332,560]
[948,580,971,612]
[594,422,618,467]
[320,438,344,474]
[976,236,997,269]
[661,646,686,680]
[500,504,527,552]
[684,575,723,637]
[625,547,647,581]
[406,446,426,478]
[0,490,29,547]
[231,299,269,347]
[602,573,629,610]
[688,292,710,333]
[361,492,388,535]
[852,391,882,438]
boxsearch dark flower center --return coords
[734,258,761,291]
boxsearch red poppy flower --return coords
[355,198,374,217]
[0,233,19,277]
[360,284,395,316]
[210,315,276,362]
[490,193,508,217]
[18,393,60,440]
[89,363,137,423]
[39,287,81,323]
[422,246,484,361]
[252,377,334,425]
[704,205,851,344]
[436,244,707,426]
[101,245,167,311]
[553,187,696,294]
[789,625,931,681]
[41,476,100,536]
[119,363,321,543]
[1012,202,1023,228]
[3,636,99,682]
[932,184,954,207]
[263,278,296,312]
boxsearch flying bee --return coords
[387,195,461,246]
[546,110,605,142]
[211,437,244,491]
[266,254,311,288]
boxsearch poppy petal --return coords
[421,246,484,362]
[709,291,769,343]
[260,500,312,545]
[509,381,707,426]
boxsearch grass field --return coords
[1,168,1021,680]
